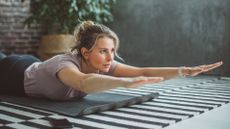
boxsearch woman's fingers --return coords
[202,61,223,72]
[197,61,223,72]
[189,61,223,76]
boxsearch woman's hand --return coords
[124,76,164,88]
[183,61,223,77]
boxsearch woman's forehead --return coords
[95,37,115,47]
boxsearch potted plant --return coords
[25,0,116,60]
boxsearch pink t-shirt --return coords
[24,53,117,101]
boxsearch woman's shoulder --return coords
[45,53,80,63]
[38,53,80,70]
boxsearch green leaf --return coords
[24,0,116,34]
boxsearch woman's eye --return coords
[111,49,115,53]
[100,50,107,54]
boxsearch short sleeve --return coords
[45,61,79,77]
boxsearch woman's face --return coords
[87,37,115,73]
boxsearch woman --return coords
[0,21,223,101]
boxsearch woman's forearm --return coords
[78,73,131,93]
[141,67,183,80]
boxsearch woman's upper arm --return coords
[113,62,143,77]
[57,67,86,90]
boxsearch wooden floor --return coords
[0,76,230,129]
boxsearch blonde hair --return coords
[71,20,122,60]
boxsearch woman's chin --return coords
[100,68,110,73]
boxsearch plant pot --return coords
[38,34,75,60]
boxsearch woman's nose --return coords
[107,52,113,61]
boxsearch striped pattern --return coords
[0,76,230,129]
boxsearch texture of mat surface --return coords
[0,92,159,116]
[1,76,230,129]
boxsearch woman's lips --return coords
[103,64,111,68]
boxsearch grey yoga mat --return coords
[0,92,159,117]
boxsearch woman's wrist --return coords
[178,66,191,77]
[178,66,186,77]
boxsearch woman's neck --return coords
[80,59,99,74]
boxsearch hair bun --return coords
[82,20,94,30]
[74,20,94,44]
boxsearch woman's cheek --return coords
[93,54,105,65]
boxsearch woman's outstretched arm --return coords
[113,61,223,80]
[57,67,163,93]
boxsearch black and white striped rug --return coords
[1,76,230,129]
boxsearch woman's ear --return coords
[81,47,90,60]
